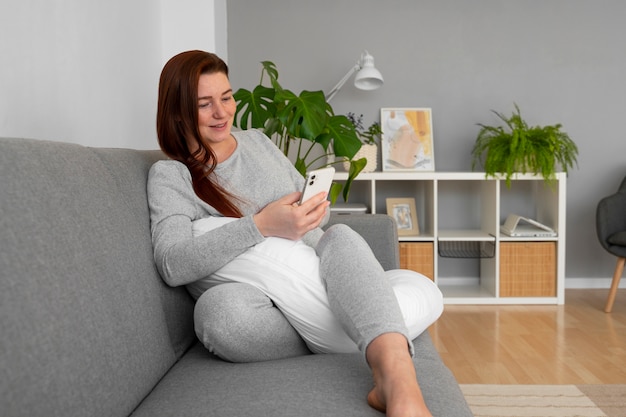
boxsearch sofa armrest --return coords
[325,214,400,271]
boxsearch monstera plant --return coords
[233,61,366,203]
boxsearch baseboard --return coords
[437,277,624,289]
[565,277,625,289]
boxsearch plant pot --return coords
[343,144,378,172]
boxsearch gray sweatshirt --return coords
[147,129,323,287]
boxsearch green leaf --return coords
[277,90,328,141]
[263,117,284,139]
[233,85,276,130]
[260,61,280,89]
[329,182,342,205]
[343,157,366,201]
[326,115,362,158]
[294,157,307,177]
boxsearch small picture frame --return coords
[381,107,435,171]
[386,198,420,236]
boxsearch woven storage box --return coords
[500,242,556,297]
[399,242,434,281]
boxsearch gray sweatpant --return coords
[316,224,414,356]
[193,224,442,362]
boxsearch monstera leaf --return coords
[233,85,276,130]
[323,115,361,159]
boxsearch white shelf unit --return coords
[334,171,566,305]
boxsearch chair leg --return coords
[605,256,625,313]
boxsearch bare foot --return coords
[366,334,433,417]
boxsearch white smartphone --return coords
[298,167,335,205]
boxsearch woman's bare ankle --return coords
[366,333,433,417]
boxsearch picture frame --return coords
[381,107,435,171]
[386,198,420,236]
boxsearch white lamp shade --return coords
[354,67,384,90]
[354,51,383,91]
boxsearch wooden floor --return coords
[428,289,626,384]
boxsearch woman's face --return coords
[195,72,236,150]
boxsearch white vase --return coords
[343,144,378,172]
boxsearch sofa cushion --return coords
[130,332,472,417]
[0,138,195,417]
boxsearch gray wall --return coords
[227,0,626,285]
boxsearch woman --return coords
[147,50,443,417]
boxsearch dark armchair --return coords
[596,175,626,312]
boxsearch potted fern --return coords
[342,112,382,172]
[471,104,579,187]
[233,61,366,203]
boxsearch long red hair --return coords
[156,50,243,217]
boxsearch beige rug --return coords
[460,384,626,417]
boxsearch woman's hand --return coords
[253,191,330,241]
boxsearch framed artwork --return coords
[386,198,420,236]
[381,108,435,171]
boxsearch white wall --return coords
[0,0,225,150]
[161,0,227,65]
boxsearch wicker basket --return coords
[399,242,434,281]
[499,242,556,297]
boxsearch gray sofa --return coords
[0,137,472,417]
